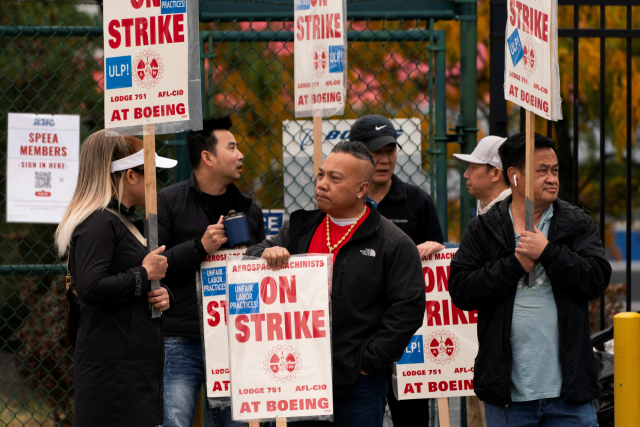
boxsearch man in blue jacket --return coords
[449,132,611,426]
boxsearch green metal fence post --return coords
[458,0,478,235]
[434,31,448,240]
[175,133,192,182]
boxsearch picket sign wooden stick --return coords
[438,397,451,427]
[525,111,535,212]
[248,415,287,426]
[143,123,162,318]
[143,124,157,217]
[524,111,535,287]
[313,115,322,177]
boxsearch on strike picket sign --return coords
[395,249,479,399]
[226,255,333,421]
[294,0,346,118]
[200,249,246,400]
[504,0,562,120]
[104,0,190,128]
[6,113,79,223]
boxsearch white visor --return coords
[110,149,178,173]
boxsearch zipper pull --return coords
[503,405,509,425]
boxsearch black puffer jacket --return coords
[449,196,612,408]
[246,203,425,396]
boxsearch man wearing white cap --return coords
[452,135,510,427]
[422,135,510,427]
[454,135,511,219]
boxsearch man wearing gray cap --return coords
[454,135,511,219]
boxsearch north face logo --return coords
[360,249,376,257]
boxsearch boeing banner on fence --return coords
[103,0,202,134]
[294,0,347,118]
[504,0,562,120]
[394,249,480,400]
[6,113,79,224]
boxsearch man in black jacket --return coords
[158,116,265,427]
[350,115,444,258]
[449,132,611,427]
[349,114,443,427]
[246,140,425,427]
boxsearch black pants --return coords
[387,382,430,427]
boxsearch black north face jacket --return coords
[246,203,425,396]
[449,196,611,408]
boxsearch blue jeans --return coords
[484,394,597,427]
[276,374,388,427]
[162,337,246,427]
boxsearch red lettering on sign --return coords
[312,310,326,338]
[426,300,441,326]
[250,313,266,341]
[235,315,250,342]
[509,0,549,43]
[260,277,277,305]
[135,17,149,46]
[428,380,474,392]
[267,313,284,341]
[295,311,312,339]
[279,275,297,303]
[207,300,227,327]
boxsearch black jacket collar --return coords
[290,202,381,251]
[188,172,253,212]
[381,174,407,202]
[480,195,591,250]
[108,198,137,217]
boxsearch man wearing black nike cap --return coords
[350,115,444,427]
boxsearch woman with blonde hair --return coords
[56,130,177,427]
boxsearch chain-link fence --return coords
[0,7,460,426]
[198,19,445,216]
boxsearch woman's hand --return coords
[142,246,168,281]
[147,287,170,312]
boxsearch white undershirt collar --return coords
[329,216,358,227]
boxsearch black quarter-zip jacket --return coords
[246,203,425,396]
[449,196,612,408]
[376,174,444,245]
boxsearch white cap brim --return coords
[110,150,178,173]
[452,153,488,166]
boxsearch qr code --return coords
[35,172,51,189]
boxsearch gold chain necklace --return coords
[326,206,367,253]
